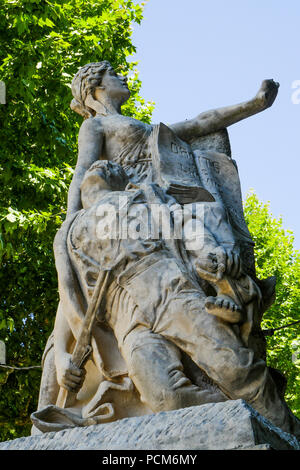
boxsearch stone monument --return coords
[28,61,299,444]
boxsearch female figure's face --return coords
[97,67,130,105]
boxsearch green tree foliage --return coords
[0,0,153,441]
[244,192,300,417]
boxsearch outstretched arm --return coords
[66,117,104,217]
[170,79,279,141]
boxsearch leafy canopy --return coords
[244,192,300,417]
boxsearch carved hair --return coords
[70,61,112,118]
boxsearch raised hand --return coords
[255,79,280,110]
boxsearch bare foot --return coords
[205,295,243,323]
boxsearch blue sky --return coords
[131,0,300,249]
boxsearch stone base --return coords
[0,400,299,450]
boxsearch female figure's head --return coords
[71,61,130,118]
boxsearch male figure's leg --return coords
[121,326,227,413]
[151,289,299,435]
[109,263,299,436]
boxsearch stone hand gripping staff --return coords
[56,269,111,409]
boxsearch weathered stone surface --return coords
[31,61,300,441]
[1,401,299,450]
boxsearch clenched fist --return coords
[255,79,279,110]
[56,353,86,393]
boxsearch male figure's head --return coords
[80,160,129,208]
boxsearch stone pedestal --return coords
[0,400,299,450]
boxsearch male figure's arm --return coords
[54,302,86,393]
[170,79,279,142]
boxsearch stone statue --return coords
[31,61,300,439]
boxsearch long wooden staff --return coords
[56,269,111,409]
